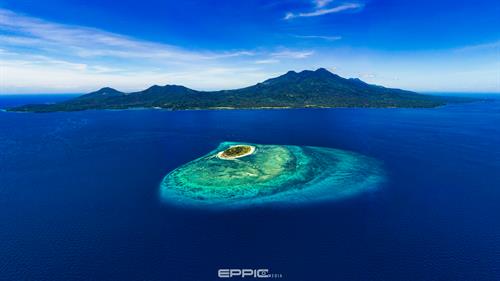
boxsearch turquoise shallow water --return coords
[160,142,384,207]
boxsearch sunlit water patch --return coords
[160,142,384,208]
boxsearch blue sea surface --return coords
[1,95,499,281]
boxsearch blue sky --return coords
[0,0,499,93]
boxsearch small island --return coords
[160,142,385,207]
[217,145,256,160]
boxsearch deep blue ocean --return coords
[1,94,499,281]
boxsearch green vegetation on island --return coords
[9,68,475,112]
[218,145,255,159]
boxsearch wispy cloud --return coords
[453,40,500,53]
[359,73,377,79]
[292,34,342,41]
[0,8,315,93]
[254,59,280,64]
[270,50,315,59]
[314,0,334,8]
[0,9,249,61]
[285,2,363,20]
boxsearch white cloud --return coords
[0,8,257,62]
[0,57,272,93]
[314,0,334,8]
[360,73,377,79]
[285,2,363,20]
[292,34,342,41]
[2,7,493,93]
[453,40,500,53]
[254,59,280,64]
[0,8,314,93]
[271,50,314,59]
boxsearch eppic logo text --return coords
[218,268,283,278]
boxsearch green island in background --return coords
[9,68,474,113]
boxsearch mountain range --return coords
[9,68,467,112]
